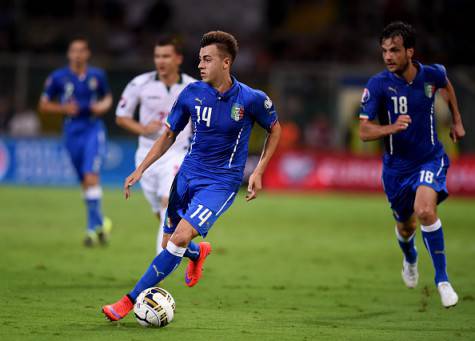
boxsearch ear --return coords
[222,56,231,71]
[176,54,184,66]
[406,47,414,59]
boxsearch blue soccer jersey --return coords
[360,61,447,173]
[166,77,278,185]
[42,66,110,179]
[42,66,110,134]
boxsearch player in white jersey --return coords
[116,36,195,253]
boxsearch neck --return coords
[211,74,233,94]
[70,63,87,76]
[160,72,180,87]
[398,61,418,83]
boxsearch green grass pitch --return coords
[1,186,474,340]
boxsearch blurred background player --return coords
[102,30,281,321]
[115,36,195,254]
[359,22,465,308]
[38,37,113,247]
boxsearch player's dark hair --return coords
[200,31,238,63]
[155,35,184,55]
[380,21,416,49]
[69,35,89,48]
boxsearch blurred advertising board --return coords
[0,138,136,186]
[264,151,475,196]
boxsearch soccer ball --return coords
[133,287,175,327]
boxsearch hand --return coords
[392,114,412,133]
[62,102,79,116]
[90,101,108,116]
[246,172,263,202]
[143,120,162,135]
[124,169,143,199]
[450,121,465,143]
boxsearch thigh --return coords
[155,157,181,199]
[413,154,449,205]
[82,126,106,176]
[182,183,239,238]
[163,171,190,235]
[64,135,85,181]
[382,169,417,222]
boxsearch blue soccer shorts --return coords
[163,170,240,237]
[64,123,106,181]
[382,153,450,222]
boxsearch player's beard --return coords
[394,58,410,76]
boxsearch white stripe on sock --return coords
[421,219,442,232]
[395,226,416,242]
[84,185,102,200]
[166,241,186,257]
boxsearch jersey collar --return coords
[203,75,239,100]
[387,61,424,85]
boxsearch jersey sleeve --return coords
[432,64,448,89]
[96,70,111,97]
[251,90,278,132]
[165,87,191,133]
[359,77,383,121]
[115,78,140,118]
[41,72,61,101]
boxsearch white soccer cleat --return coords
[437,282,458,308]
[401,259,419,288]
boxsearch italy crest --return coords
[231,103,244,121]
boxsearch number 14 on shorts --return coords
[190,205,213,227]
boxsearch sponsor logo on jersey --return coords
[424,83,435,98]
[264,96,273,110]
[88,77,98,91]
[231,103,244,121]
[119,97,127,108]
[361,88,370,103]
[195,97,203,105]
[388,86,398,94]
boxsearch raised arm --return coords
[124,127,177,198]
[441,78,465,142]
[246,121,282,201]
[359,115,412,141]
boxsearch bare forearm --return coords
[445,80,463,124]
[38,100,66,115]
[116,117,147,136]
[92,94,113,116]
[359,121,395,141]
[254,122,281,175]
[137,130,175,173]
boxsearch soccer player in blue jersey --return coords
[102,30,281,321]
[39,37,113,247]
[359,22,465,308]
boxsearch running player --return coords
[359,22,465,308]
[39,37,113,247]
[102,30,281,321]
[116,36,195,254]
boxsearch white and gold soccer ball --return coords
[133,287,175,327]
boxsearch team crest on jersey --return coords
[88,77,98,90]
[424,83,435,98]
[361,88,370,103]
[264,96,273,110]
[64,82,74,99]
[231,103,244,121]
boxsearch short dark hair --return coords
[380,21,416,49]
[200,31,239,63]
[69,35,89,47]
[155,35,183,55]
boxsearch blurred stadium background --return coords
[1,0,474,192]
[1,1,475,339]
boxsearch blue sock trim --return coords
[184,241,200,261]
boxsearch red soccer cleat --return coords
[102,295,134,321]
[185,242,212,287]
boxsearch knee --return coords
[399,223,416,239]
[83,174,99,188]
[170,229,192,248]
[414,204,436,224]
